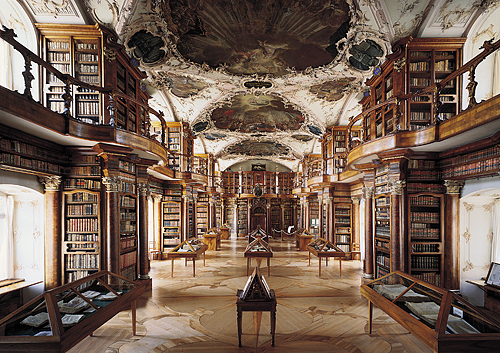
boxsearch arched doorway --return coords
[250,206,267,232]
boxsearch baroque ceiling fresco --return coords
[29,0,500,171]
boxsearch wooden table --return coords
[307,249,344,277]
[0,280,42,319]
[245,251,273,277]
[236,289,277,347]
[167,246,207,277]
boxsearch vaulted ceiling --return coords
[15,0,500,171]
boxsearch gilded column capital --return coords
[39,176,61,191]
[102,176,120,192]
[137,182,149,196]
[444,180,465,194]
[351,196,361,204]
[389,180,406,195]
[152,194,163,203]
[323,196,333,205]
[362,186,374,199]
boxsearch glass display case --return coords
[167,238,208,277]
[245,237,273,277]
[361,271,500,352]
[306,238,345,277]
[248,225,269,244]
[0,271,144,352]
[202,227,221,251]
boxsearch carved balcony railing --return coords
[346,37,500,151]
[0,26,168,149]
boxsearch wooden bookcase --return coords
[406,158,444,287]
[37,24,151,133]
[118,160,137,281]
[309,197,320,236]
[61,148,102,284]
[162,185,182,252]
[334,203,352,254]
[0,124,64,176]
[196,194,209,237]
[270,202,281,231]
[237,199,248,236]
[441,145,500,179]
[407,39,464,128]
[374,164,391,278]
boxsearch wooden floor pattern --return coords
[68,238,433,353]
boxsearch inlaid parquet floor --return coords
[68,237,433,353]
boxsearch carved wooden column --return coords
[351,196,361,260]
[266,203,271,234]
[102,176,120,275]
[182,193,190,242]
[444,180,464,290]
[292,202,298,230]
[40,176,62,290]
[303,197,310,231]
[389,180,405,272]
[221,199,226,226]
[209,196,216,228]
[363,186,374,279]
[318,194,324,239]
[324,195,333,243]
[137,182,149,280]
[152,194,163,251]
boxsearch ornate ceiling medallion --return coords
[309,77,356,101]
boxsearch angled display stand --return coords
[236,268,276,347]
[245,237,273,277]
[361,271,500,353]
[202,227,221,251]
[306,238,345,277]
[0,271,144,352]
[248,225,270,244]
[295,228,314,251]
[167,238,208,277]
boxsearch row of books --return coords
[375,173,389,185]
[65,253,99,269]
[408,169,440,180]
[75,42,98,50]
[376,209,389,219]
[66,203,98,216]
[120,237,136,250]
[375,226,390,237]
[76,101,99,116]
[336,244,350,252]
[1,153,61,173]
[335,234,351,243]
[66,218,98,232]
[375,239,389,250]
[410,212,440,222]
[120,196,136,207]
[47,40,70,50]
[65,233,98,242]
[119,210,136,220]
[375,197,389,206]
[442,158,499,178]
[411,255,440,270]
[410,195,440,206]
[64,178,100,189]
[65,166,100,176]
[375,184,390,194]
[163,207,180,213]
[77,75,99,84]
[76,64,98,73]
[409,61,430,71]
[409,111,431,121]
[120,220,136,233]
[441,146,499,167]
[66,243,97,252]
[410,77,431,86]
[48,51,70,61]
[411,243,440,253]
[119,251,137,269]
[163,220,180,226]
[408,159,438,169]
[1,138,58,159]
[376,254,390,267]
[76,53,98,62]
[411,272,441,286]
[66,270,98,283]
[407,183,442,193]
[410,228,440,238]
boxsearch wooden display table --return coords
[167,238,208,277]
[307,238,345,277]
[245,237,273,277]
[295,228,314,251]
[0,279,42,319]
[237,268,276,347]
[220,226,230,240]
[0,271,144,352]
[361,271,500,353]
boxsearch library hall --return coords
[2,0,500,352]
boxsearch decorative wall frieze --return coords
[26,0,76,17]
[39,176,61,191]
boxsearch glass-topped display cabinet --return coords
[248,225,269,244]
[0,271,144,352]
[361,271,500,352]
[245,237,272,254]
[306,238,345,277]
